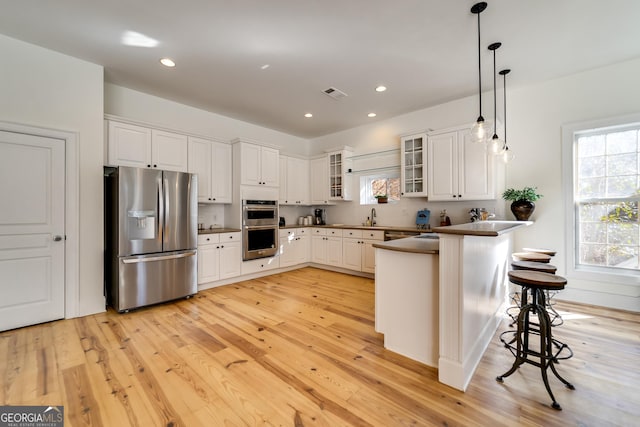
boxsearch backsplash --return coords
[197,204,225,229]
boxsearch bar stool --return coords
[522,247,557,257]
[512,251,552,263]
[497,270,574,410]
[507,261,560,325]
[513,252,563,326]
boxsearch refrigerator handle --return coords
[158,176,164,244]
[122,250,197,264]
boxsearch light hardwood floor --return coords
[1,267,638,426]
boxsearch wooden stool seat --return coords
[508,270,566,290]
[522,247,557,257]
[512,252,552,263]
[511,260,557,274]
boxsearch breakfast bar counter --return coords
[374,221,532,391]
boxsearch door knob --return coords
[53,235,63,242]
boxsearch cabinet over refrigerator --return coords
[104,166,198,312]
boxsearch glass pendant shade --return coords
[470,118,488,144]
[501,146,515,163]
[489,134,505,155]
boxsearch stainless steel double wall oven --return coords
[242,200,278,260]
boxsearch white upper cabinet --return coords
[279,155,310,205]
[107,121,188,172]
[188,137,232,204]
[310,156,331,205]
[151,129,189,172]
[427,126,495,201]
[237,141,279,187]
[211,142,232,203]
[400,132,428,197]
[328,149,353,201]
[107,121,152,168]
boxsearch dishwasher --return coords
[383,230,421,241]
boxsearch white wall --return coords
[105,83,310,157]
[0,34,105,316]
[310,57,640,312]
[507,57,640,311]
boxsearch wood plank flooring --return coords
[1,267,638,426]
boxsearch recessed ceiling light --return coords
[261,64,270,70]
[122,31,158,47]
[375,85,387,92]
[368,113,377,118]
[160,58,176,67]
[304,113,313,118]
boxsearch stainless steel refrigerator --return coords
[104,166,198,312]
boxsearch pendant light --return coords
[488,42,505,155]
[499,69,515,163]
[470,2,489,144]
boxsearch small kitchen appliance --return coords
[416,209,430,230]
[314,208,326,225]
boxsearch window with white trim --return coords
[574,124,639,271]
[359,173,400,205]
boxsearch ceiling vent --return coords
[323,87,348,100]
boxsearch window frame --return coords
[359,172,401,205]
[562,113,640,285]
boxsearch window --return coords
[360,173,400,205]
[572,123,639,272]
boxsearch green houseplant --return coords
[502,187,542,221]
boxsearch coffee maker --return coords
[314,208,326,225]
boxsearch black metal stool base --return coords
[496,288,574,410]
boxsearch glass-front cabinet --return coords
[400,132,428,197]
[328,149,353,201]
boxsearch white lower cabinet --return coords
[310,228,343,267]
[279,228,310,267]
[342,229,384,273]
[241,257,280,275]
[197,232,241,284]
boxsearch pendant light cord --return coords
[493,47,497,135]
[477,11,482,116]
[502,71,507,143]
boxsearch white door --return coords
[0,131,65,331]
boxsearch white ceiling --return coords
[2,0,640,139]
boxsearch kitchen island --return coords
[374,221,531,391]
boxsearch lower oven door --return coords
[243,225,278,260]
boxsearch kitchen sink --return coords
[415,234,439,239]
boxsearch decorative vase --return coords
[510,200,535,221]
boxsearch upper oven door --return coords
[243,200,278,226]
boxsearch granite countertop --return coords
[433,220,532,236]
[198,227,241,235]
[372,235,440,254]
[280,224,432,233]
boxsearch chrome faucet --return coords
[371,208,377,226]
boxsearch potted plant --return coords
[502,187,542,221]
[375,194,388,204]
